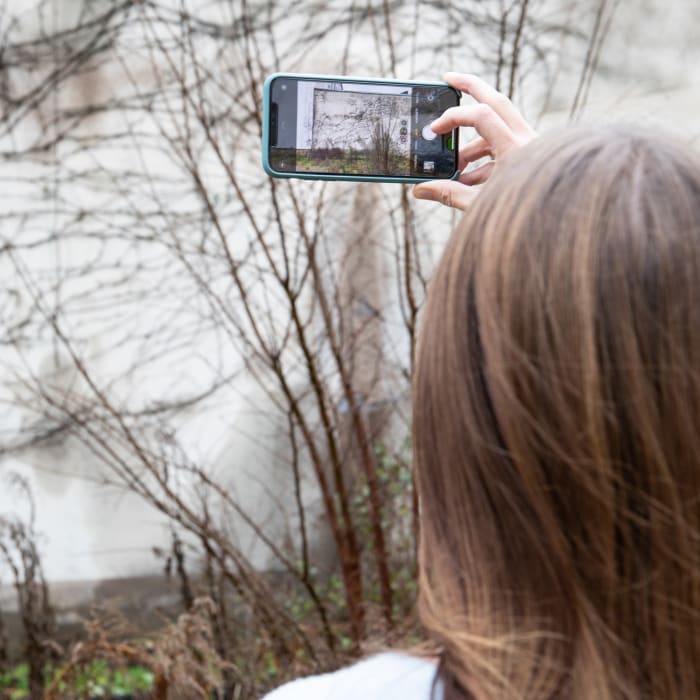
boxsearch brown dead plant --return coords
[43,597,231,700]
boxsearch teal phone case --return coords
[262,72,461,184]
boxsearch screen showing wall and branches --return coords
[304,87,411,176]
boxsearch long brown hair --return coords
[414,127,700,699]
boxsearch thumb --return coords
[412,180,478,211]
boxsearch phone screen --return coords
[268,77,459,179]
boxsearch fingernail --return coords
[413,186,428,199]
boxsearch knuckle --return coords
[439,188,455,208]
[473,104,494,122]
[514,132,535,148]
[492,93,512,109]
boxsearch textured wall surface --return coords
[1,0,698,617]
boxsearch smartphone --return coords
[262,73,460,183]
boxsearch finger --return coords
[459,137,492,171]
[458,161,495,186]
[412,180,479,211]
[431,105,517,157]
[443,72,534,135]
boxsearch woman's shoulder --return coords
[261,652,440,700]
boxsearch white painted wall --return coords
[1,0,699,597]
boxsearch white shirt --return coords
[262,652,441,700]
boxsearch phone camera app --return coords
[400,119,408,144]
[421,124,438,141]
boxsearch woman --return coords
[265,74,700,699]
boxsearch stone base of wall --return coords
[0,574,183,661]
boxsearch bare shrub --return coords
[44,597,230,700]
[0,0,620,696]
[0,477,58,699]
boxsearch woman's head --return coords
[414,126,700,699]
